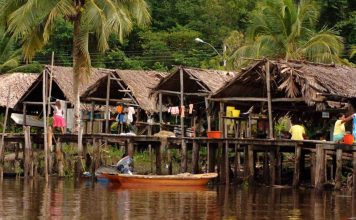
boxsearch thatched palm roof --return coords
[154,66,236,94]
[47,66,111,104]
[81,69,167,112]
[16,66,110,109]
[212,59,356,110]
[0,73,37,108]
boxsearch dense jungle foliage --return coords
[0,0,355,73]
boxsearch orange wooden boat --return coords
[100,172,218,187]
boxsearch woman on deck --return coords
[333,113,346,142]
[52,100,66,134]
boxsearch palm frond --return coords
[350,45,356,58]
[43,0,76,42]
[302,28,343,63]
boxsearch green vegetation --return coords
[0,0,354,74]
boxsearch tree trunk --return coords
[73,9,84,177]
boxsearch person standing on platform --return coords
[52,100,66,134]
[289,118,306,140]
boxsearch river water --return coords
[0,178,355,219]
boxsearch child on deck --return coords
[52,100,66,134]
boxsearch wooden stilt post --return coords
[248,145,254,184]
[105,73,111,134]
[315,144,325,190]
[159,93,163,131]
[92,138,100,173]
[263,151,269,184]
[90,101,95,134]
[24,126,32,178]
[56,138,64,177]
[48,126,53,175]
[269,150,276,186]
[42,71,49,182]
[128,141,134,157]
[192,140,199,174]
[208,143,215,173]
[179,67,187,172]
[225,140,229,185]
[156,143,162,175]
[310,150,316,186]
[293,144,302,187]
[23,103,27,126]
[353,152,356,194]
[218,102,226,183]
[276,147,282,185]
[335,148,343,190]
[148,125,153,173]
[205,97,213,173]
[0,87,10,180]
[234,144,240,182]
[167,147,172,175]
[265,60,273,139]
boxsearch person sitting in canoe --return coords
[116,153,134,175]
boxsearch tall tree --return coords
[230,0,344,66]
[0,0,150,131]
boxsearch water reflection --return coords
[0,179,355,219]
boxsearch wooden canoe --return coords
[100,172,218,187]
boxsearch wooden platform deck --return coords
[2,132,356,192]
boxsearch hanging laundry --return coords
[180,106,185,118]
[127,107,135,123]
[116,105,123,114]
[189,104,193,114]
[171,106,179,116]
[119,114,125,123]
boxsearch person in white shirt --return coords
[52,100,66,134]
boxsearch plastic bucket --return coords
[343,133,354,145]
[226,106,235,117]
[207,131,222,139]
[232,110,240,118]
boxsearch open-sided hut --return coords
[16,65,109,110]
[81,69,167,133]
[153,66,236,134]
[0,73,37,109]
[14,66,109,129]
[211,58,356,138]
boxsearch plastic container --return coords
[232,109,240,118]
[226,106,235,117]
[207,131,222,139]
[343,133,354,145]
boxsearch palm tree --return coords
[351,45,356,59]
[0,0,150,131]
[230,0,343,66]
[0,29,21,73]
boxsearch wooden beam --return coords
[266,61,273,139]
[81,97,139,106]
[210,97,267,102]
[157,89,209,96]
[109,77,122,81]
[272,97,305,102]
[105,74,111,133]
